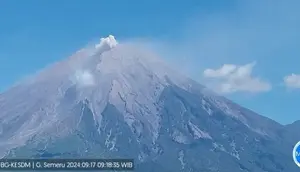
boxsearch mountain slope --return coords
[0,36,299,172]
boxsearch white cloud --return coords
[203,62,271,94]
[203,64,237,78]
[73,70,95,87]
[284,74,300,88]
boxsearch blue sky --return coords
[0,0,299,124]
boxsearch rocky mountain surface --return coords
[0,35,299,172]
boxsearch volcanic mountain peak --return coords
[0,36,193,154]
[0,35,299,171]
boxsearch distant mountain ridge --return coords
[0,36,299,172]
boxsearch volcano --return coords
[0,35,299,172]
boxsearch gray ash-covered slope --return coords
[0,35,299,172]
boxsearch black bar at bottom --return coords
[0,159,134,170]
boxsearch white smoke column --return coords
[95,35,118,52]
